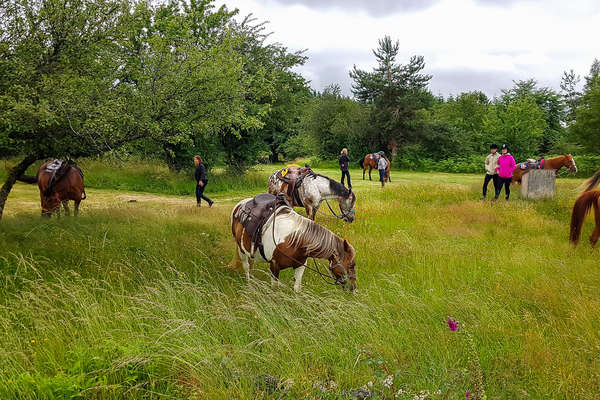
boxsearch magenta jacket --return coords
[496,154,516,178]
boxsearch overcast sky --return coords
[218,0,600,98]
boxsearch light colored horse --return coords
[230,199,357,292]
[267,166,356,222]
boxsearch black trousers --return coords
[496,177,512,199]
[341,170,351,188]
[196,181,212,205]
[482,174,499,197]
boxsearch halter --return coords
[322,198,356,220]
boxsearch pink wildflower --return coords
[447,317,459,331]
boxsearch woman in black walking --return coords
[194,155,213,207]
[339,148,351,189]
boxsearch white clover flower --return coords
[383,374,394,388]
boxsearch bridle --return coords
[322,197,356,221]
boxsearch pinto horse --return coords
[512,154,577,183]
[230,198,357,292]
[37,160,86,217]
[359,153,391,182]
[268,166,356,222]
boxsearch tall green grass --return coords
[1,168,599,399]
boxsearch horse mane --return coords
[312,173,350,197]
[285,212,344,259]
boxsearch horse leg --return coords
[269,261,281,288]
[305,205,316,221]
[293,265,306,293]
[362,167,365,180]
[591,202,600,247]
[240,250,252,281]
[590,227,600,247]
[62,200,70,216]
[368,166,372,180]
[74,200,81,217]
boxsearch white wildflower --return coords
[383,374,394,388]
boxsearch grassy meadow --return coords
[0,161,599,399]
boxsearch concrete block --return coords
[521,169,556,199]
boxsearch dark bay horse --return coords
[37,160,86,217]
[359,153,391,182]
[513,155,577,183]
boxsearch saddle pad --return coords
[45,159,63,172]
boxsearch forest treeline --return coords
[1,0,600,216]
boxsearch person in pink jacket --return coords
[495,144,516,200]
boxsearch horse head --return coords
[338,190,356,223]
[329,238,357,291]
[564,154,578,174]
[41,193,61,217]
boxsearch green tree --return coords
[0,0,247,219]
[499,79,565,153]
[293,84,370,160]
[483,97,547,159]
[560,69,581,126]
[350,36,432,157]
[429,91,490,155]
[571,60,600,153]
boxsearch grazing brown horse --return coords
[37,160,86,217]
[570,190,600,247]
[359,153,391,182]
[512,154,577,183]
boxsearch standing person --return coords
[495,144,516,200]
[339,148,351,189]
[481,144,500,200]
[194,155,213,207]
[377,151,388,187]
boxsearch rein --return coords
[317,199,355,220]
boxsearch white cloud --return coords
[222,0,600,97]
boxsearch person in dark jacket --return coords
[339,148,351,189]
[194,155,213,207]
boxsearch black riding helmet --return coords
[490,143,498,149]
[501,144,509,152]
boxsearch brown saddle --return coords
[275,166,314,207]
[238,193,290,260]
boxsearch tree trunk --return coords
[0,154,40,220]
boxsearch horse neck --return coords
[287,213,343,259]
[546,156,566,169]
[312,175,347,201]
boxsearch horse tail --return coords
[359,156,364,169]
[584,169,600,192]
[570,190,600,245]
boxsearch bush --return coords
[393,154,600,177]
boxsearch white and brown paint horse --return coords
[267,166,356,222]
[230,199,357,292]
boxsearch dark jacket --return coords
[339,154,349,171]
[195,163,207,183]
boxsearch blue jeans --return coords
[379,169,386,183]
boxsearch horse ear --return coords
[343,238,350,251]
